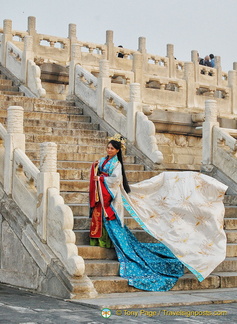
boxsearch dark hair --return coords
[108,140,130,193]
[210,54,214,59]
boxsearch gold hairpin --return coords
[108,133,126,150]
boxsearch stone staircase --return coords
[0,68,237,298]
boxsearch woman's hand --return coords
[94,176,99,181]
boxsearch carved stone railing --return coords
[0,105,85,277]
[72,58,164,164]
[202,100,237,192]
[2,16,237,114]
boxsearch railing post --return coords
[4,106,25,195]
[68,43,81,97]
[167,44,175,78]
[1,19,13,67]
[36,142,60,242]
[138,37,146,53]
[127,83,142,143]
[27,16,36,36]
[202,100,219,170]
[215,56,222,86]
[97,59,111,118]
[21,35,34,83]
[132,52,143,85]
[228,69,237,114]
[106,30,114,66]
[184,62,195,108]
[191,50,199,82]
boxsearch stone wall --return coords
[156,133,202,170]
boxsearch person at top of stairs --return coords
[88,133,228,292]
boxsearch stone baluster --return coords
[37,142,60,242]
[106,30,114,66]
[21,35,34,83]
[4,106,25,195]
[228,69,237,114]
[127,83,142,143]
[202,100,219,170]
[1,19,13,67]
[167,44,174,78]
[97,59,111,118]
[184,62,195,108]
[68,43,81,98]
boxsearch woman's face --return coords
[107,143,119,158]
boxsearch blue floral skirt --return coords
[104,217,184,291]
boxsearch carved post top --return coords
[138,37,146,53]
[27,16,36,34]
[205,100,218,123]
[130,83,141,102]
[99,59,110,78]
[40,142,57,173]
[167,44,174,57]
[106,30,114,44]
[68,23,77,39]
[3,19,12,34]
[191,50,199,63]
[7,106,24,134]
[233,62,237,71]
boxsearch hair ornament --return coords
[108,133,126,150]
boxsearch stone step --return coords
[75,229,171,245]
[28,152,136,165]
[25,134,107,146]
[24,110,84,121]
[24,126,107,138]
[0,90,24,96]
[61,192,89,204]
[89,272,237,294]
[78,245,117,260]
[224,218,237,229]
[56,161,144,171]
[24,124,107,139]
[227,244,237,257]
[58,169,158,182]
[224,207,237,218]
[73,215,237,234]
[0,79,12,86]
[85,260,119,276]
[84,257,237,277]
[0,85,19,91]
[26,143,104,155]
[23,116,92,127]
[225,230,237,243]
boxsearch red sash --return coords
[89,161,115,238]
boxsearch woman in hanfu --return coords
[89,134,228,292]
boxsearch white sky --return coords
[0,0,236,72]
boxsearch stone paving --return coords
[0,284,237,324]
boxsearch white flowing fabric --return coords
[121,171,228,281]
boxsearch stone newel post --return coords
[21,35,34,83]
[1,19,13,67]
[106,30,114,66]
[167,44,175,78]
[127,83,142,143]
[202,100,219,170]
[4,106,25,195]
[97,59,111,118]
[37,142,60,242]
[68,44,81,97]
